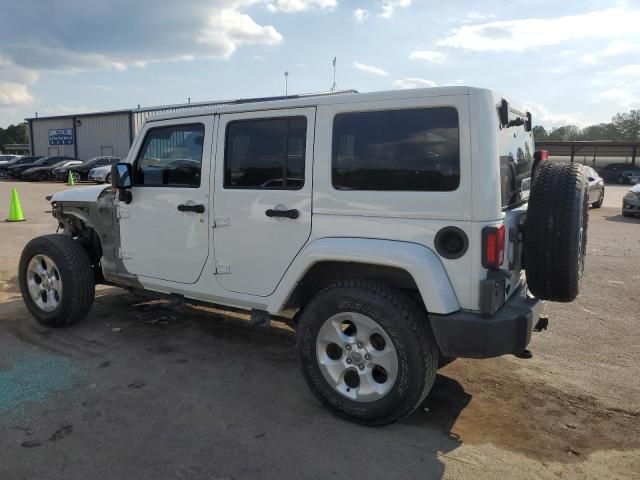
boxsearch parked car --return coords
[19,87,588,425]
[622,183,640,217]
[20,160,83,182]
[0,156,42,178]
[585,166,604,208]
[6,156,77,179]
[55,156,120,182]
[599,163,640,184]
[88,161,121,184]
[0,154,20,165]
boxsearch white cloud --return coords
[463,12,496,23]
[353,62,389,76]
[266,0,336,13]
[613,65,640,76]
[592,88,640,109]
[253,55,267,61]
[524,102,583,128]
[353,8,368,23]
[392,78,436,89]
[378,0,412,19]
[437,7,640,52]
[0,1,294,78]
[0,83,33,106]
[409,50,446,63]
[200,8,283,58]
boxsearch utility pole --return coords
[331,57,337,92]
[285,71,289,97]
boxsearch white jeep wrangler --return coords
[19,87,588,425]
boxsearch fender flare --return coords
[267,237,460,314]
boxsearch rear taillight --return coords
[482,225,505,269]
[534,150,548,162]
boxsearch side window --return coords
[332,107,460,191]
[224,116,307,189]
[134,124,205,187]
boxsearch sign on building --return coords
[49,128,74,145]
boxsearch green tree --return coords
[548,125,581,141]
[0,123,29,147]
[532,125,548,140]
[612,110,640,141]
[579,123,619,141]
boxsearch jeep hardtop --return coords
[19,87,588,425]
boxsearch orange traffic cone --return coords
[5,188,25,222]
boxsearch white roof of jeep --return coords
[148,86,486,123]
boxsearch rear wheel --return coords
[37,171,49,182]
[19,235,95,327]
[71,171,81,183]
[524,162,588,302]
[296,279,438,425]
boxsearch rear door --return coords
[212,108,315,296]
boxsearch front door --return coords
[119,116,214,284]
[213,108,315,296]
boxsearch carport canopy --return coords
[536,141,640,164]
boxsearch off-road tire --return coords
[19,234,95,327]
[524,162,588,302]
[296,279,438,426]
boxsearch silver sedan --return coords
[586,166,605,209]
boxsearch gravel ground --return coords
[0,180,638,480]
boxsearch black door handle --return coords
[178,204,205,213]
[265,208,299,219]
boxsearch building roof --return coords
[24,90,361,122]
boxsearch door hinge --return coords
[117,205,130,219]
[215,262,231,274]
[213,214,230,227]
[118,247,132,259]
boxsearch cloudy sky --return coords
[1,0,639,128]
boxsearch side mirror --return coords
[111,163,133,204]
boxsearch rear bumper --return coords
[429,285,544,359]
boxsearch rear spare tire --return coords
[524,162,588,302]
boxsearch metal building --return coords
[25,100,240,160]
[26,92,357,160]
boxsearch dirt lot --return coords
[0,180,639,480]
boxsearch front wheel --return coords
[592,189,604,208]
[296,279,438,426]
[19,235,95,327]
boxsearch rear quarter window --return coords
[332,107,460,191]
[499,130,533,208]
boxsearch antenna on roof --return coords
[284,71,289,98]
[188,97,191,104]
[330,57,338,92]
